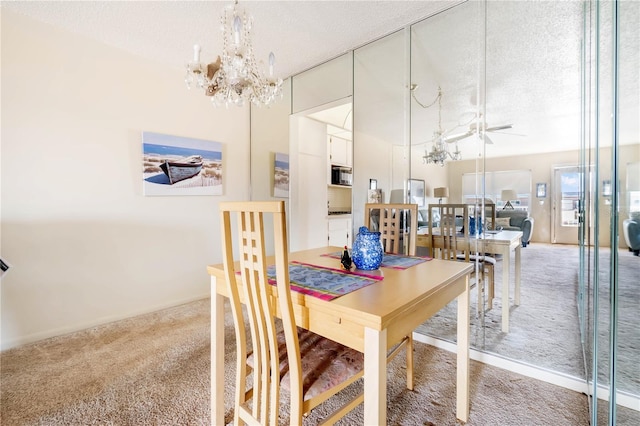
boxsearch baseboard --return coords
[413,333,640,412]
[589,382,640,412]
[1,293,211,351]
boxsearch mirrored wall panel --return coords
[353,29,410,232]
[254,1,639,423]
[584,0,640,423]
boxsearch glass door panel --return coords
[584,0,640,424]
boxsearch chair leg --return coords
[386,335,414,390]
[476,264,495,314]
[488,264,495,309]
[319,392,365,426]
[406,334,414,391]
[476,270,484,315]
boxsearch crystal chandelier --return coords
[184,0,283,107]
[411,85,462,167]
[423,135,462,167]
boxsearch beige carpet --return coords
[0,297,596,425]
[415,243,640,399]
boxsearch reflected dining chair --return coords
[220,201,364,425]
[430,203,495,313]
[364,203,418,256]
[363,202,418,390]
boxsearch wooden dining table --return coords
[416,229,523,333]
[208,246,473,425]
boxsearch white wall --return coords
[0,11,250,349]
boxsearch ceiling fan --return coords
[443,116,514,145]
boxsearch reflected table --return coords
[417,229,522,332]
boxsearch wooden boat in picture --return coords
[159,155,203,185]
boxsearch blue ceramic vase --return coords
[352,226,383,270]
[469,217,483,235]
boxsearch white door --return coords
[290,116,328,252]
[552,166,582,244]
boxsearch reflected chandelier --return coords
[184,0,283,107]
[411,84,462,167]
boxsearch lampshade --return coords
[501,190,517,201]
[434,187,449,198]
[389,189,405,203]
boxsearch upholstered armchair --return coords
[623,218,640,256]
[494,210,535,247]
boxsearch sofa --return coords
[494,210,535,247]
[418,209,430,228]
[622,218,640,256]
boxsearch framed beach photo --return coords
[273,152,289,198]
[536,182,547,198]
[142,132,223,196]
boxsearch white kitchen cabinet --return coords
[329,135,352,167]
[328,216,352,248]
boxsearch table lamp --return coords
[434,187,449,204]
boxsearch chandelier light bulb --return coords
[193,44,201,63]
[269,52,275,77]
[233,16,242,45]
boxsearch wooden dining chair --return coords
[364,203,418,256]
[220,200,364,425]
[364,202,417,390]
[431,203,495,312]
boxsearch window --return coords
[462,170,532,211]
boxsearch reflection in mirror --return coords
[586,1,640,422]
[250,80,292,253]
[410,0,637,412]
[288,54,353,253]
[253,0,639,419]
[353,29,410,235]
[613,0,640,407]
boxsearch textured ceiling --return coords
[1,0,456,79]
[2,0,638,159]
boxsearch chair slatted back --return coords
[429,204,496,313]
[429,204,470,261]
[466,200,496,232]
[364,203,418,255]
[220,201,304,425]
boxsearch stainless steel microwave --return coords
[331,165,352,186]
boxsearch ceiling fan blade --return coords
[499,131,526,136]
[486,124,513,132]
[482,133,494,144]
[444,131,473,143]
